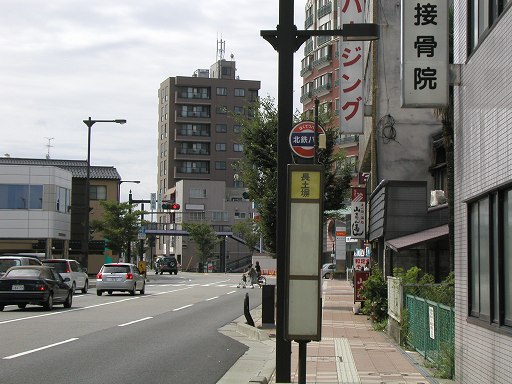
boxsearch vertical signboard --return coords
[339,0,365,133]
[335,226,346,261]
[351,187,366,239]
[401,0,448,107]
[286,165,323,342]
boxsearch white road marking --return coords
[3,338,79,360]
[118,317,153,327]
[0,286,192,325]
[173,304,193,311]
[226,290,237,295]
[205,296,219,301]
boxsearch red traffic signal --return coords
[162,202,180,210]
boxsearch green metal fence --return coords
[405,294,455,374]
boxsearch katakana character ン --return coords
[342,74,362,93]
[341,47,362,67]
[342,97,362,121]
[414,36,437,57]
[414,3,438,25]
[341,0,362,13]
[414,67,437,89]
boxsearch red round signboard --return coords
[289,121,325,158]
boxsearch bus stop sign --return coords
[289,121,325,159]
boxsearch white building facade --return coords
[453,2,512,383]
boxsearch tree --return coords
[90,201,143,262]
[232,219,260,255]
[234,96,352,253]
[182,222,219,268]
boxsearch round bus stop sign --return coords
[289,120,325,158]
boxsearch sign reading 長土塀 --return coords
[401,0,448,107]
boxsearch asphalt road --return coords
[0,272,264,384]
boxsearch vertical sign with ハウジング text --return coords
[401,0,448,107]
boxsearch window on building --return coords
[178,86,210,99]
[178,105,210,118]
[177,123,210,137]
[468,0,509,53]
[215,161,227,170]
[216,87,228,96]
[216,143,226,151]
[0,184,43,209]
[216,106,228,114]
[90,185,107,200]
[177,161,209,174]
[212,211,228,221]
[57,186,70,213]
[233,124,241,133]
[233,143,243,152]
[233,106,244,115]
[248,89,259,102]
[190,188,207,198]
[216,124,227,133]
[469,187,512,327]
[234,88,245,97]
[234,211,247,219]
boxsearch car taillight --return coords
[36,283,46,291]
[66,268,71,273]
[97,272,103,279]
[126,273,133,280]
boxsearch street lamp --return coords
[82,117,126,269]
[118,180,141,202]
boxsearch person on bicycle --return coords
[248,264,258,287]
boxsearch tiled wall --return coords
[454,5,512,384]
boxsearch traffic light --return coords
[162,202,180,210]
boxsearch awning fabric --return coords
[385,224,449,252]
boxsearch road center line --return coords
[226,290,237,295]
[205,296,219,301]
[118,317,153,327]
[173,304,193,311]
[3,338,79,360]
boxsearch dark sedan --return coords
[0,266,73,311]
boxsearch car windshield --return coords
[5,268,41,278]
[0,259,20,273]
[103,265,130,273]
[42,261,67,273]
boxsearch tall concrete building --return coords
[156,50,260,265]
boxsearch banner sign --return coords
[339,0,365,133]
[351,187,366,239]
[401,0,448,107]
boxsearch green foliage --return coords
[90,201,143,261]
[233,96,352,253]
[182,222,220,264]
[395,267,455,307]
[232,219,260,255]
[360,266,388,323]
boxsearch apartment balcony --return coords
[311,83,332,97]
[318,2,332,19]
[305,14,314,29]
[312,54,332,70]
[300,63,313,78]
[304,41,314,56]
[316,35,332,46]
[300,91,313,104]
[174,148,210,159]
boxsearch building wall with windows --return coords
[453,2,512,383]
[0,165,72,245]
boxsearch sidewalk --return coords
[223,278,453,384]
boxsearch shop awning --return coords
[385,224,449,252]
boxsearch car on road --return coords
[96,263,145,296]
[322,263,335,279]
[155,256,179,275]
[0,265,73,311]
[41,259,89,293]
[0,256,42,278]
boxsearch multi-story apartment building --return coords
[156,56,261,265]
[453,2,512,383]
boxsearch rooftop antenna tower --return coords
[216,37,225,61]
[44,137,54,159]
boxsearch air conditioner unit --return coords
[430,190,447,206]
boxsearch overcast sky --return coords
[0,0,305,203]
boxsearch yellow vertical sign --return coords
[290,171,321,199]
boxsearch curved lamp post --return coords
[82,117,126,269]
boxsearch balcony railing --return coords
[300,91,313,104]
[318,2,332,18]
[300,63,313,77]
[304,41,314,56]
[312,83,332,97]
[317,35,332,46]
[312,53,332,69]
[305,14,314,29]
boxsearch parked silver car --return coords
[322,263,335,279]
[96,263,145,296]
[41,259,89,293]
